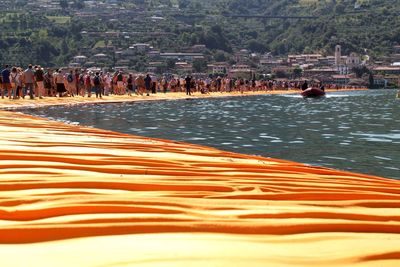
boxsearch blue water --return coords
[26,89,400,179]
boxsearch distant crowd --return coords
[0,65,362,99]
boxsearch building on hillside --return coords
[258,58,285,70]
[288,54,323,65]
[115,60,130,67]
[372,66,400,75]
[114,66,129,72]
[335,45,361,68]
[146,62,166,74]
[393,45,400,54]
[332,74,350,85]
[69,63,81,68]
[121,48,135,57]
[93,45,115,54]
[389,45,400,62]
[337,65,350,75]
[208,62,230,75]
[235,49,250,63]
[346,52,361,67]
[72,55,88,64]
[191,45,207,53]
[130,43,152,52]
[229,64,253,79]
[104,31,120,38]
[84,61,96,68]
[147,50,161,58]
[303,68,338,78]
[372,75,389,88]
[146,66,157,73]
[159,53,204,61]
[319,56,336,66]
[92,54,109,66]
[272,66,292,78]
[175,62,193,74]
[335,45,342,66]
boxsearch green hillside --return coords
[0,0,399,67]
[173,0,400,56]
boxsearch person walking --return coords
[161,77,168,94]
[9,67,19,99]
[185,75,192,96]
[93,72,102,98]
[135,75,145,95]
[43,69,54,97]
[66,70,75,97]
[24,64,35,99]
[301,80,308,91]
[54,69,66,97]
[127,74,134,96]
[84,72,92,97]
[34,66,45,99]
[1,65,11,99]
[116,71,124,95]
[144,74,152,96]
[151,75,157,94]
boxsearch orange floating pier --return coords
[0,92,399,266]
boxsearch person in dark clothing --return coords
[151,79,157,94]
[1,65,11,99]
[144,74,152,96]
[127,74,133,96]
[93,72,102,98]
[75,69,80,96]
[185,75,192,95]
[216,76,222,92]
[34,66,45,98]
[301,80,308,91]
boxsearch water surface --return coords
[26,90,400,179]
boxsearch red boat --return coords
[301,87,326,98]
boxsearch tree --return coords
[33,40,59,66]
[292,67,303,79]
[60,0,68,9]
[193,59,207,72]
[166,58,176,69]
[214,51,227,62]
[61,38,69,55]
[72,0,84,9]
[275,70,288,78]
[247,40,267,53]
[178,0,189,9]
[352,66,370,78]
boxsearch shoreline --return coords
[1,87,400,266]
[0,88,366,110]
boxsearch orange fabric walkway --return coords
[0,107,399,266]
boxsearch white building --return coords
[160,53,204,61]
[346,52,361,67]
[208,62,229,74]
[130,43,151,52]
[72,55,87,64]
[335,45,342,66]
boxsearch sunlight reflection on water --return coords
[27,89,400,180]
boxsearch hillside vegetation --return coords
[0,0,399,67]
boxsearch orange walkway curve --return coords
[0,93,399,266]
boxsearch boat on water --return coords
[301,87,326,98]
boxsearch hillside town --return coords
[2,0,400,88]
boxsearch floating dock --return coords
[0,92,399,266]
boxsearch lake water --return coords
[26,89,400,180]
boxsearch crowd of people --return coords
[0,64,358,100]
